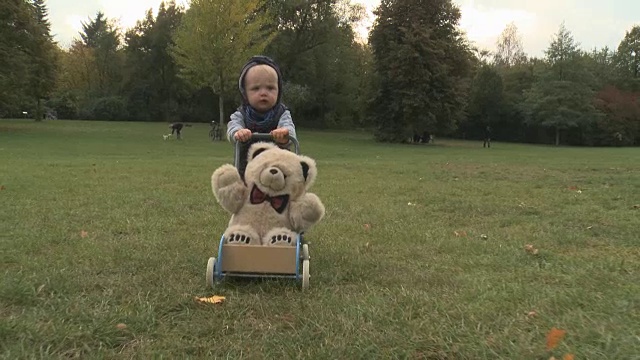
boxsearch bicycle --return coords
[209,121,222,141]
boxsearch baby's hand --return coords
[270,128,289,144]
[234,129,252,142]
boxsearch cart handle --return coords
[234,133,300,166]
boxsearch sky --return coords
[48,0,639,57]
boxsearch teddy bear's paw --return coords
[227,233,252,244]
[263,228,297,246]
[224,226,259,245]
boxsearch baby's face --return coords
[244,65,279,113]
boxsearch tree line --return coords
[1,0,638,146]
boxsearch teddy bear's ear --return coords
[301,161,310,181]
[247,142,276,161]
[298,156,317,188]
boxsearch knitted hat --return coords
[238,55,283,105]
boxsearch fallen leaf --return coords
[0,185,5,191]
[587,225,593,230]
[525,244,539,255]
[454,230,467,237]
[568,185,578,191]
[563,354,575,360]
[80,230,88,238]
[526,310,537,318]
[116,323,127,330]
[363,223,371,230]
[546,327,566,351]
[195,295,226,304]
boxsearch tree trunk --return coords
[218,72,225,126]
[219,94,224,126]
[34,98,42,122]
[555,127,560,146]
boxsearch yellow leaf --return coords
[195,295,226,304]
[546,327,566,351]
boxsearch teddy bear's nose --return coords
[270,169,278,174]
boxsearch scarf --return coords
[242,103,286,133]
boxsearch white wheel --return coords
[206,257,216,288]
[301,259,310,290]
[302,244,310,260]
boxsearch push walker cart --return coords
[206,134,311,290]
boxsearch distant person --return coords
[169,122,191,140]
[483,125,492,148]
[226,55,297,178]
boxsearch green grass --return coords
[1,119,639,359]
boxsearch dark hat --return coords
[238,55,283,105]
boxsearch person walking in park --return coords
[483,125,492,148]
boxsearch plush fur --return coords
[211,143,325,246]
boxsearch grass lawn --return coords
[1,119,639,359]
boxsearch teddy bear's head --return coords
[244,142,317,200]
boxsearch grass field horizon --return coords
[1,119,639,359]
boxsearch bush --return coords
[91,96,129,121]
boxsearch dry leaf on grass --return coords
[80,230,89,238]
[363,223,371,231]
[0,185,5,191]
[546,327,566,351]
[563,354,575,360]
[454,230,467,237]
[524,244,539,255]
[526,310,537,318]
[116,323,127,330]
[195,295,226,304]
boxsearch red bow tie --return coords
[249,185,289,214]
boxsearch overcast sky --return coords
[48,0,639,57]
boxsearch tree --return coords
[494,22,526,68]
[524,23,600,145]
[465,65,504,136]
[368,0,472,142]
[28,0,58,121]
[80,12,122,96]
[172,0,275,126]
[0,0,35,115]
[614,25,640,91]
[264,0,369,127]
[124,1,184,121]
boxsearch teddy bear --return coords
[211,142,325,246]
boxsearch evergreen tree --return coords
[0,0,35,115]
[368,0,472,142]
[524,23,600,145]
[465,65,504,137]
[614,25,640,91]
[124,1,184,121]
[28,0,58,121]
[80,12,122,96]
